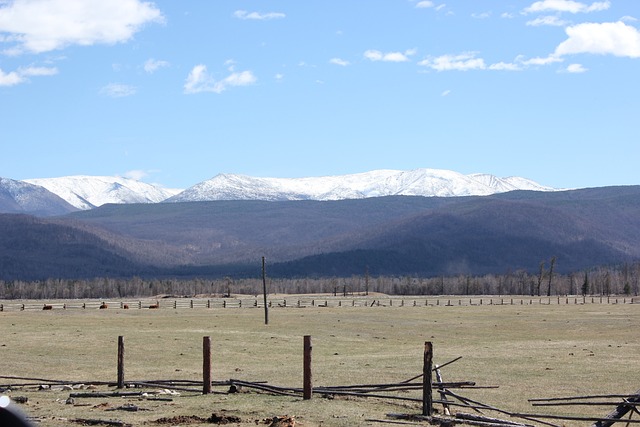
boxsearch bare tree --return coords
[546,256,556,297]
[536,260,545,296]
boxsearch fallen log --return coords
[509,412,640,424]
[592,388,640,427]
[69,391,143,398]
[71,418,130,426]
[456,412,532,427]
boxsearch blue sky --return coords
[1,0,639,190]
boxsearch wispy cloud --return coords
[329,57,350,66]
[555,21,640,57]
[415,1,435,8]
[144,58,170,73]
[564,63,588,73]
[0,0,164,55]
[472,11,492,19]
[526,15,569,26]
[441,89,451,96]
[233,10,285,20]
[184,65,257,94]
[100,83,137,98]
[364,49,416,62]
[524,0,610,14]
[419,52,486,71]
[0,65,58,86]
[489,61,523,71]
[123,170,148,180]
[520,55,564,66]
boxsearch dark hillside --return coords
[0,214,150,280]
[65,197,453,264]
[271,188,640,277]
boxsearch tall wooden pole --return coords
[422,341,433,416]
[203,336,211,394]
[303,335,312,400]
[262,256,269,325]
[117,336,125,389]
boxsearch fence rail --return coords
[0,295,637,312]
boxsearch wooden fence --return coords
[0,295,637,312]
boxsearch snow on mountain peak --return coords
[25,175,181,210]
[167,168,557,203]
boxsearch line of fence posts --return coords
[113,334,436,417]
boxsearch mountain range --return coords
[0,169,556,215]
[0,182,639,281]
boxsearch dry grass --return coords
[1,298,639,426]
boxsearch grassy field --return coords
[1,297,639,426]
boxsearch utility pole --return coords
[262,256,269,325]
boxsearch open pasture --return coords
[1,298,639,426]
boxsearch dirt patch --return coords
[263,416,295,427]
[153,413,243,424]
[153,415,207,424]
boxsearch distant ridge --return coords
[0,169,558,215]
[166,169,556,202]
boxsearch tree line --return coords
[1,261,639,300]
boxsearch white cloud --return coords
[329,57,350,66]
[565,63,588,72]
[419,52,486,71]
[524,0,610,14]
[555,21,640,57]
[0,65,57,86]
[441,89,451,96]
[100,83,137,98]
[621,16,638,23]
[364,49,415,62]
[233,10,285,20]
[0,68,22,86]
[526,15,569,26]
[0,0,164,55]
[144,58,169,73]
[184,64,257,94]
[416,1,435,8]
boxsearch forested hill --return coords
[1,186,640,280]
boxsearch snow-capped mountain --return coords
[167,169,557,203]
[0,177,77,216]
[25,176,181,210]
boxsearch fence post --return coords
[303,335,312,400]
[117,336,125,389]
[423,341,433,416]
[203,336,211,394]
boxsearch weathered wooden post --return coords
[422,341,433,416]
[303,335,312,400]
[117,336,125,389]
[203,336,211,394]
[262,256,269,325]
